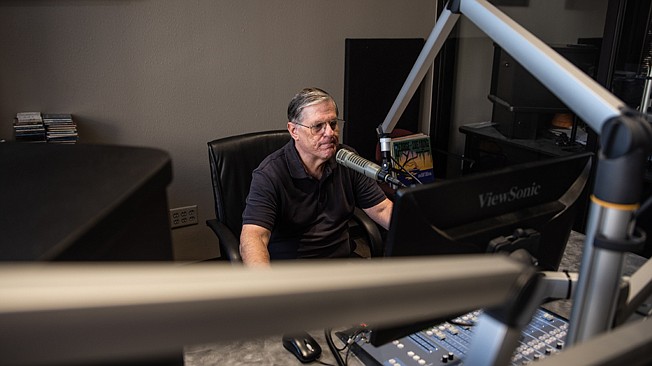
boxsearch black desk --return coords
[0,142,174,261]
[459,123,585,174]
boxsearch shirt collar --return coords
[284,140,338,180]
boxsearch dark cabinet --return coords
[600,0,652,257]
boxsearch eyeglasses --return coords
[293,119,344,136]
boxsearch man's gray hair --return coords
[287,87,339,123]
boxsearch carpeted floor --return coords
[546,231,648,319]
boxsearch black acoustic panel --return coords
[490,44,599,109]
[489,44,599,139]
[344,38,424,162]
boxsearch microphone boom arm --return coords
[383,0,652,348]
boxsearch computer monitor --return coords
[368,153,593,346]
[385,152,593,272]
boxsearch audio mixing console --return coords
[337,308,568,366]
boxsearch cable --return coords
[315,359,337,366]
[563,270,573,300]
[324,326,370,366]
[635,195,652,219]
[344,328,368,366]
[324,328,346,366]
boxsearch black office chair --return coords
[206,130,384,262]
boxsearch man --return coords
[240,87,393,266]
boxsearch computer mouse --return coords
[282,331,322,363]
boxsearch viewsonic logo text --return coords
[479,182,542,208]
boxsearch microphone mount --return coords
[377,127,393,176]
[336,148,406,188]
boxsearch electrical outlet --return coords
[169,205,198,229]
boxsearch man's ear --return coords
[288,122,300,140]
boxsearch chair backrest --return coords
[207,130,291,239]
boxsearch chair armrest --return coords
[206,219,243,263]
[352,207,385,257]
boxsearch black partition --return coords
[343,38,424,162]
[594,0,652,252]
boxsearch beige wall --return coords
[0,1,437,260]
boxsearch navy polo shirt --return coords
[242,140,386,259]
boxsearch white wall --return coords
[0,1,438,260]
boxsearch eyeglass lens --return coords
[312,120,340,134]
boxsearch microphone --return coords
[336,148,405,187]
